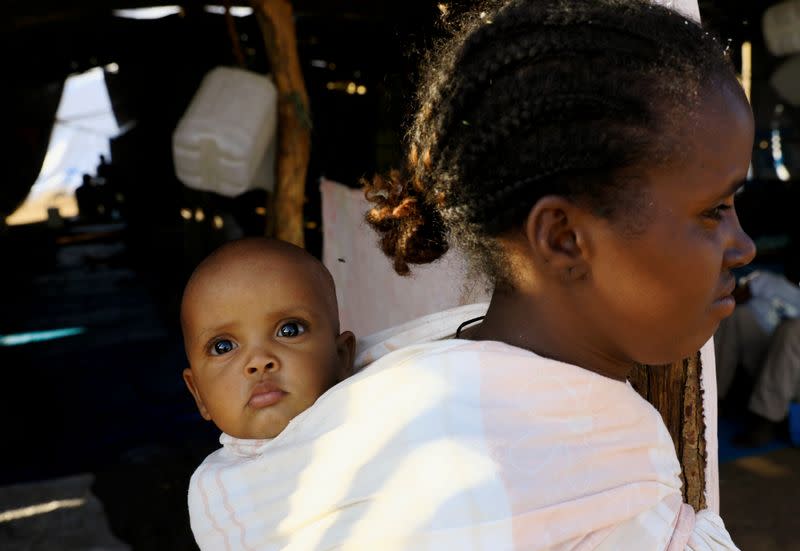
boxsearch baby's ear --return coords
[182,368,212,421]
[335,331,357,380]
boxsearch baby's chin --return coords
[240,422,289,440]
[214,420,287,440]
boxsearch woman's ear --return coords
[335,331,357,380]
[183,368,212,421]
[524,196,591,282]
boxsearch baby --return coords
[181,237,355,440]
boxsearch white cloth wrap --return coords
[188,304,737,550]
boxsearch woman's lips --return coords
[248,383,286,408]
[713,295,736,312]
[713,278,737,314]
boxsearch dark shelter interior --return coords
[1,1,798,549]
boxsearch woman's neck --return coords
[469,287,635,381]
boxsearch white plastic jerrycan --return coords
[173,66,278,197]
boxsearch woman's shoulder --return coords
[354,338,655,419]
[358,337,630,389]
[353,303,490,369]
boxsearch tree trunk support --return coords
[252,0,310,247]
[629,353,707,510]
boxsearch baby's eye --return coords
[210,339,236,355]
[277,322,306,338]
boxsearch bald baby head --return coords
[181,237,340,334]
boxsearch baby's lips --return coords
[248,382,286,408]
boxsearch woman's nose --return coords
[725,216,756,270]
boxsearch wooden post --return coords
[251,0,310,247]
[629,353,707,510]
[223,0,246,67]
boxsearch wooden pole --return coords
[629,354,707,510]
[223,0,246,67]
[252,0,310,247]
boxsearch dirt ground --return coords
[720,447,800,551]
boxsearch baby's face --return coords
[182,253,353,439]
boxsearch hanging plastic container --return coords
[763,0,800,56]
[173,66,278,197]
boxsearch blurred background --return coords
[1,1,798,549]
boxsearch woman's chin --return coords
[635,337,711,368]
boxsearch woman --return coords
[363,0,752,548]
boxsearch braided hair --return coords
[365,0,737,279]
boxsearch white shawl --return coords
[188,304,737,550]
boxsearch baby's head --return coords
[181,238,355,439]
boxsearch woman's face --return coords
[581,83,756,366]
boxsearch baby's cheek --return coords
[220,377,244,398]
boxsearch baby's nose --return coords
[246,362,275,375]
[245,351,279,375]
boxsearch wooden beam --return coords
[629,353,707,510]
[223,0,246,67]
[252,0,310,247]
